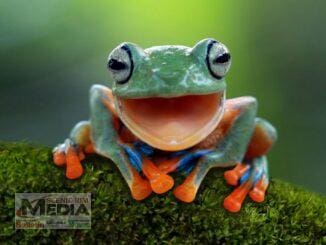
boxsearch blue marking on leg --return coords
[239,161,264,185]
[184,164,195,175]
[177,149,213,173]
[121,144,142,172]
[252,168,263,185]
[239,167,251,184]
[170,150,189,157]
[134,141,154,157]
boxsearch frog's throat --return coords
[114,92,225,151]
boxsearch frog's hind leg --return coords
[224,117,276,186]
[223,118,277,212]
[223,156,269,212]
[174,96,258,203]
[53,121,94,179]
[244,117,277,160]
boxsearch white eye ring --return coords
[206,40,231,79]
[107,44,133,84]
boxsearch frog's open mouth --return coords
[115,92,225,151]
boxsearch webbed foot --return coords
[129,168,152,200]
[223,156,269,212]
[142,158,174,194]
[122,144,174,195]
[53,139,93,179]
[173,176,197,203]
[173,150,215,203]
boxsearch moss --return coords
[0,142,325,244]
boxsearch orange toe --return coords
[173,183,197,203]
[53,151,66,166]
[223,182,251,213]
[66,151,83,179]
[131,179,152,201]
[249,188,265,203]
[66,164,83,179]
[249,178,268,203]
[150,174,174,194]
[141,157,174,194]
[224,163,249,186]
[223,196,242,213]
[224,170,239,186]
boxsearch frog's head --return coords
[107,38,231,151]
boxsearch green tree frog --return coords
[53,39,277,212]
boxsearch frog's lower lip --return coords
[115,92,225,151]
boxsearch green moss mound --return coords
[0,142,325,244]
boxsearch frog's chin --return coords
[114,92,225,151]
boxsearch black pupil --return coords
[108,58,127,70]
[214,53,231,64]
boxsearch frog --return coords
[53,38,277,212]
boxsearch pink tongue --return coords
[117,93,223,151]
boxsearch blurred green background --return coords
[1,0,325,193]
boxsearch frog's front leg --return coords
[174,97,272,212]
[53,121,94,179]
[89,85,154,200]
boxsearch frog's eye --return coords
[107,44,133,84]
[206,40,231,79]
